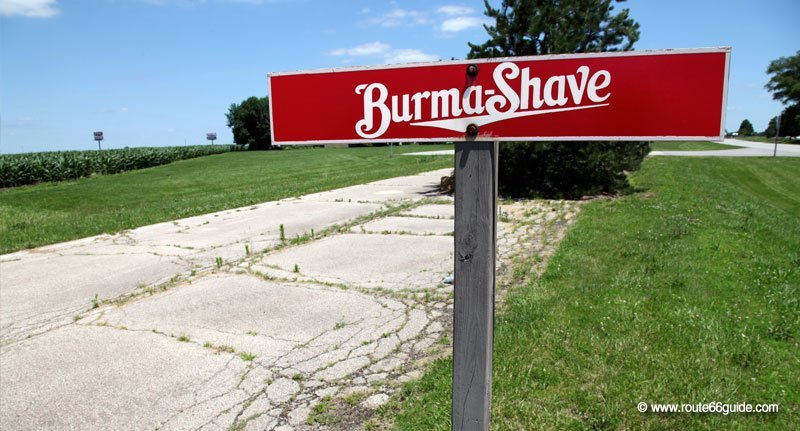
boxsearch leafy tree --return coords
[737,119,755,136]
[765,52,800,138]
[782,104,800,137]
[765,105,800,138]
[765,51,800,106]
[467,0,648,199]
[468,0,640,58]
[764,117,778,138]
[226,96,272,150]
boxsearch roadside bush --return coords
[499,141,650,199]
[0,145,234,188]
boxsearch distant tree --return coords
[737,119,755,136]
[765,51,800,106]
[764,117,778,138]
[765,105,800,138]
[467,0,648,199]
[783,104,800,137]
[226,96,272,150]
[765,52,800,138]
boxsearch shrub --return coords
[498,141,650,199]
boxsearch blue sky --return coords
[1,0,798,153]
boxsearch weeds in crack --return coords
[307,395,338,425]
[342,390,368,406]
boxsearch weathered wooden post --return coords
[452,140,498,430]
[267,47,730,430]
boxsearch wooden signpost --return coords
[268,47,730,430]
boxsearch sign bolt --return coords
[466,123,479,137]
[466,64,479,77]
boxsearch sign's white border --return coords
[267,47,731,145]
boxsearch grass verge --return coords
[650,141,740,151]
[0,144,452,254]
[392,157,799,430]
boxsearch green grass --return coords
[307,396,339,426]
[393,157,800,430]
[0,144,452,254]
[650,141,740,151]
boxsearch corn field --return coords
[0,145,234,188]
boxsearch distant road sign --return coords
[93,131,104,141]
[206,133,217,141]
[269,47,730,144]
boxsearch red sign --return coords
[268,48,730,144]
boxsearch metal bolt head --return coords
[466,64,479,77]
[466,123,479,137]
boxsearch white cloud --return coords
[368,8,429,27]
[437,5,473,16]
[384,49,438,64]
[0,0,59,18]
[329,42,391,56]
[329,42,438,65]
[441,16,489,32]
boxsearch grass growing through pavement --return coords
[0,144,452,254]
[650,141,740,151]
[392,157,799,430]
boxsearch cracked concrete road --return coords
[0,167,581,430]
[650,138,800,157]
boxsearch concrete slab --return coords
[0,201,381,344]
[354,216,453,235]
[367,168,451,187]
[255,234,452,291]
[0,325,249,430]
[0,252,185,345]
[299,169,451,203]
[402,150,454,156]
[99,274,408,370]
[124,200,382,264]
[400,204,454,219]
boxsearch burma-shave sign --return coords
[268,47,730,144]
